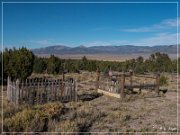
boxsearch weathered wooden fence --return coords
[97,70,160,98]
[7,77,77,105]
[98,76,120,93]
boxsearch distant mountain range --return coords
[32,45,178,55]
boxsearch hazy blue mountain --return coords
[32,45,178,55]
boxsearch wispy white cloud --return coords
[81,40,130,46]
[132,32,179,46]
[2,39,66,49]
[83,32,179,46]
[26,39,65,47]
[28,39,53,46]
[123,18,180,32]
[161,18,178,27]
[2,40,49,49]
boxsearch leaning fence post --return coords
[15,79,20,105]
[120,72,125,98]
[156,73,160,96]
[96,70,100,90]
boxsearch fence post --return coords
[32,79,35,104]
[37,81,40,104]
[7,76,10,101]
[74,80,77,102]
[40,79,44,104]
[120,72,125,98]
[15,79,20,105]
[129,70,133,91]
[96,70,100,90]
[73,80,77,102]
[156,73,160,96]
[25,79,28,103]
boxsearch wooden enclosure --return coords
[97,71,160,98]
[7,77,77,105]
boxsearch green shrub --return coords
[3,47,34,80]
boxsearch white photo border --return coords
[1,1,179,134]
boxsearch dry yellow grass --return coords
[1,71,179,133]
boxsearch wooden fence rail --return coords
[7,77,77,105]
[97,71,160,98]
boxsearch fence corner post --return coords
[15,78,20,105]
[120,72,125,99]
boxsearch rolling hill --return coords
[32,45,178,55]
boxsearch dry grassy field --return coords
[37,53,178,62]
[0,71,179,133]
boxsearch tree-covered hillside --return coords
[1,47,179,83]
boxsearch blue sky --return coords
[2,2,179,49]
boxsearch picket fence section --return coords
[7,77,77,105]
[99,78,120,93]
[96,71,160,98]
